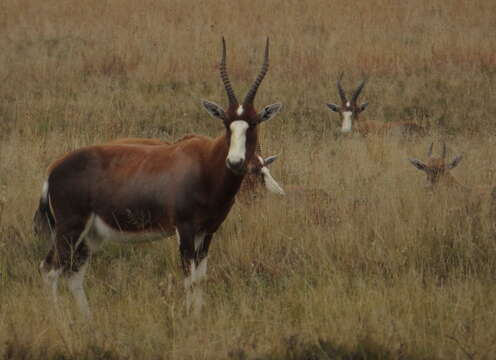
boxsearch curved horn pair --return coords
[336,74,367,104]
[220,37,238,106]
[220,37,270,107]
[337,73,347,103]
[351,77,367,104]
[427,142,447,159]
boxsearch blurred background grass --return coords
[1,0,496,359]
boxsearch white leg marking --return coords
[194,232,205,252]
[190,286,204,316]
[341,111,353,133]
[40,261,63,306]
[183,232,209,315]
[67,263,91,318]
[184,259,207,315]
[196,256,208,282]
[175,228,180,246]
[227,120,249,166]
[184,261,195,312]
[261,167,286,195]
[184,261,196,290]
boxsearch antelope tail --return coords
[33,182,55,239]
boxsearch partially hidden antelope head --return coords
[36,37,282,317]
[326,73,368,134]
[241,154,285,197]
[409,143,463,188]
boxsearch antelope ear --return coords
[448,155,462,169]
[260,167,286,195]
[409,158,427,171]
[263,155,278,166]
[358,103,369,112]
[258,103,282,123]
[202,100,226,120]
[326,103,340,112]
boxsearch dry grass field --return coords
[1,0,496,359]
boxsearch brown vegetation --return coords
[1,0,496,359]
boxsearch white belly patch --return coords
[84,214,174,251]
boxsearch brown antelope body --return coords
[110,138,285,198]
[34,138,285,237]
[326,74,426,138]
[36,38,282,316]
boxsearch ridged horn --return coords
[337,72,347,103]
[351,77,368,104]
[243,38,269,106]
[220,37,238,106]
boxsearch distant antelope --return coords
[36,38,282,316]
[409,143,496,218]
[409,143,464,190]
[326,74,426,137]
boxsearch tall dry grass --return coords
[1,0,496,359]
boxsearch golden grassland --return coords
[1,0,496,358]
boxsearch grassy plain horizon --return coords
[1,0,496,359]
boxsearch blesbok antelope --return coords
[326,74,426,137]
[408,143,464,190]
[36,38,282,316]
[33,138,285,238]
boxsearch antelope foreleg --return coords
[178,227,212,315]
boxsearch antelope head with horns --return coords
[409,143,463,188]
[202,38,282,174]
[326,73,368,134]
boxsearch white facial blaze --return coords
[227,120,249,167]
[236,105,244,116]
[341,111,353,133]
